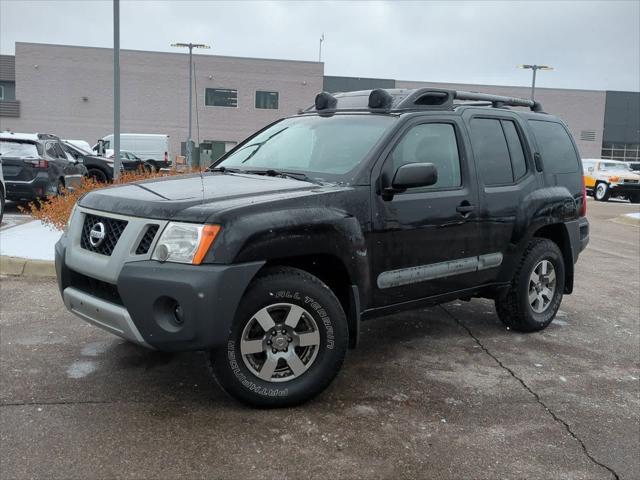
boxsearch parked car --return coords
[56,88,589,407]
[104,149,147,172]
[0,155,5,224]
[93,133,170,171]
[582,158,640,202]
[62,141,116,183]
[0,132,87,201]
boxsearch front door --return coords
[369,118,483,308]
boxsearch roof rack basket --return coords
[453,90,543,112]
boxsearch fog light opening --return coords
[153,296,185,333]
[173,304,184,325]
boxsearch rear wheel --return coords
[87,168,108,183]
[629,193,640,204]
[495,238,565,332]
[210,267,348,408]
[594,182,610,201]
[144,161,156,173]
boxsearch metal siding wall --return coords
[603,91,640,144]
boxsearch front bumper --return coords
[56,239,264,352]
[610,183,640,196]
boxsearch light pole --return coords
[318,33,324,62]
[171,42,210,168]
[518,64,553,101]
[113,0,121,179]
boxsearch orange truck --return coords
[582,158,640,203]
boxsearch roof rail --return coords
[453,90,544,112]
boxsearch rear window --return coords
[528,120,580,174]
[0,140,41,158]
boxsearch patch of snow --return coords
[534,363,543,368]
[559,376,567,382]
[625,212,640,220]
[66,360,97,379]
[0,220,61,260]
[351,405,377,416]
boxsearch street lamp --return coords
[171,42,210,168]
[518,64,553,101]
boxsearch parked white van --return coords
[94,134,170,171]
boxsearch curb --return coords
[0,256,56,278]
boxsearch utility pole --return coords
[171,42,210,168]
[518,64,553,101]
[113,0,121,179]
[318,33,324,62]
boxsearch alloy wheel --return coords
[528,259,556,313]
[240,303,321,383]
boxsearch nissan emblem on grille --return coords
[89,222,107,247]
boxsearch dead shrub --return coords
[21,167,199,231]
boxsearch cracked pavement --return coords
[1,199,638,479]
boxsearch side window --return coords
[53,143,67,159]
[45,142,58,158]
[501,121,527,180]
[469,118,513,185]
[528,120,580,174]
[391,123,461,190]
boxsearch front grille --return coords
[135,225,159,255]
[81,214,128,256]
[68,269,123,305]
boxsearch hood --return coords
[78,172,332,222]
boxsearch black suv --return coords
[0,132,87,201]
[56,89,589,407]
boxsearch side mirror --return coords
[392,163,438,190]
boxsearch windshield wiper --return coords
[209,166,244,173]
[245,169,322,184]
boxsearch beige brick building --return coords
[1,42,638,163]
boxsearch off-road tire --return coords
[210,266,348,408]
[495,238,565,332]
[594,182,610,201]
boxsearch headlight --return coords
[151,222,221,265]
[64,203,78,233]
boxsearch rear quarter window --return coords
[528,120,580,174]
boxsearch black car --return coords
[0,132,87,201]
[55,88,589,407]
[62,141,116,183]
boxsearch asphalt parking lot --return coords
[1,199,638,480]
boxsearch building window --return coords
[0,85,4,100]
[255,90,279,109]
[205,88,237,108]
[602,142,640,162]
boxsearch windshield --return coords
[215,115,395,179]
[600,162,632,172]
[64,141,92,155]
[0,140,41,158]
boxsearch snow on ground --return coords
[625,212,640,220]
[0,220,62,261]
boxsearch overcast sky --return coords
[1,0,639,91]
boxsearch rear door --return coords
[463,111,538,284]
[369,116,483,307]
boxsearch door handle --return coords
[456,202,476,216]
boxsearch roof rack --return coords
[308,88,545,114]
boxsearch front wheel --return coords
[210,267,348,408]
[594,182,610,201]
[495,238,565,332]
[0,190,5,225]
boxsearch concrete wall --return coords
[2,43,323,158]
[397,80,606,158]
